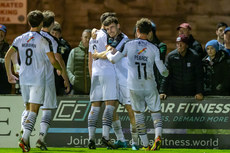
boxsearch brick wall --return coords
[4,0,230,53]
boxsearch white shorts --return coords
[21,85,45,105]
[90,74,117,102]
[117,85,131,105]
[41,83,57,109]
[129,87,161,112]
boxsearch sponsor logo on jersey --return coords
[138,48,147,55]
[27,36,34,43]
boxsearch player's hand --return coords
[91,28,98,39]
[56,70,62,76]
[160,94,167,100]
[13,64,20,75]
[195,93,203,101]
[8,74,18,84]
[111,48,117,55]
[92,50,99,59]
[64,80,70,93]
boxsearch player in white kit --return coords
[36,10,70,150]
[92,16,139,150]
[4,10,62,152]
[106,18,169,151]
[88,12,120,149]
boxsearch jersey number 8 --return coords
[25,48,33,65]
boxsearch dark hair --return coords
[136,18,152,34]
[52,21,61,33]
[216,22,228,30]
[27,10,44,28]
[100,12,116,24]
[42,10,55,27]
[103,16,119,26]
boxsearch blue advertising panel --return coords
[46,96,230,149]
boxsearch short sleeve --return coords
[11,36,21,51]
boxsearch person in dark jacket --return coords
[202,40,230,95]
[50,21,71,95]
[177,23,205,58]
[159,34,204,100]
[50,21,71,65]
[147,21,167,90]
[0,24,11,94]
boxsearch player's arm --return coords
[46,52,62,71]
[106,41,127,64]
[88,52,92,78]
[92,45,113,59]
[11,52,20,75]
[54,52,70,93]
[154,47,169,77]
[106,50,124,64]
[4,47,18,83]
[66,50,75,85]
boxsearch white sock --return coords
[22,111,37,144]
[151,113,162,139]
[112,120,125,142]
[39,110,52,142]
[135,112,148,146]
[130,123,138,145]
[88,106,100,140]
[21,110,29,131]
[102,105,115,140]
[139,134,149,147]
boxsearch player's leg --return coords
[112,103,127,149]
[121,86,138,150]
[19,85,44,152]
[88,75,103,149]
[100,72,117,149]
[88,101,102,149]
[36,83,56,150]
[19,104,29,141]
[21,103,41,152]
[125,104,139,150]
[130,89,151,150]
[101,100,117,149]
[145,88,162,151]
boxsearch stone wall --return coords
[4,0,230,53]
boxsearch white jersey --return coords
[40,30,60,85]
[12,31,51,86]
[88,29,115,76]
[111,33,129,86]
[121,39,167,90]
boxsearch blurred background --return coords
[2,0,230,52]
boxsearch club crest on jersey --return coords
[27,36,34,43]
[138,48,147,55]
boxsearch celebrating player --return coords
[4,10,62,152]
[106,18,169,151]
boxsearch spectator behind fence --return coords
[50,21,71,95]
[51,21,71,64]
[0,24,11,94]
[177,23,205,58]
[224,27,230,56]
[148,21,167,90]
[67,29,91,95]
[216,22,228,50]
[159,34,204,100]
[202,40,230,95]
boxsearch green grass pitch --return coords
[0,148,230,153]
